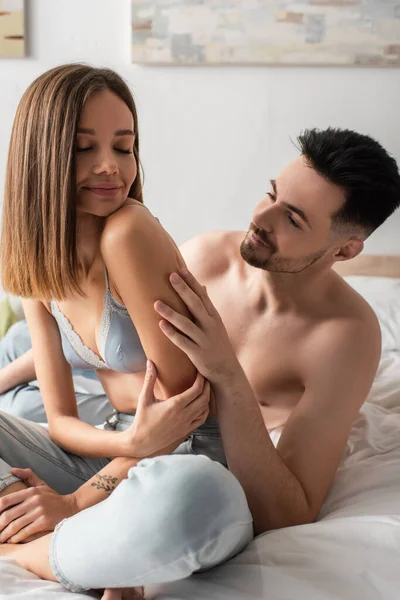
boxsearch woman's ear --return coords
[334,238,364,263]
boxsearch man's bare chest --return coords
[209,284,309,427]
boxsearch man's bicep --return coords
[276,325,380,519]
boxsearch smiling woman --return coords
[1,65,143,300]
[0,64,252,599]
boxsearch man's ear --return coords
[333,238,364,263]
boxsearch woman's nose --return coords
[93,153,119,176]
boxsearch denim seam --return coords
[0,420,92,482]
[50,526,89,593]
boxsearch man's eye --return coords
[267,192,276,202]
[76,147,92,153]
[288,215,300,229]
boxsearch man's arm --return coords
[155,270,381,534]
[215,319,380,533]
[0,348,36,394]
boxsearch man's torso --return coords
[182,230,378,431]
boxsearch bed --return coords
[2,256,400,599]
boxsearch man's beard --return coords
[240,232,327,274]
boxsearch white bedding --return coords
[2,275,400,599]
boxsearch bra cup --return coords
[103,311,147,374]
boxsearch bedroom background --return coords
[0,0,400,303]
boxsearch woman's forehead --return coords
[79,89,134,130]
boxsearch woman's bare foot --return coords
[101,587,144,599]
[0,543,20,558]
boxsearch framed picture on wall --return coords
[131,0,400,67]
[0,0,25,58]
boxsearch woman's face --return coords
[75,89,137,217]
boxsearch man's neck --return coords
[245,258,337,315]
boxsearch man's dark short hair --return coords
[297,127,400,237]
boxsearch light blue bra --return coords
[50,266,147,374]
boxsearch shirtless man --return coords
[155,127,400,533]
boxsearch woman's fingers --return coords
[187,380,211,419]
[154,300,201,343]
[8,519,43,544]
[173,371,205,408]
[191,407,209,428]
[0,488,31,514]
[0,511,32,543]
[10,468,46,488]
[0,502,27,539]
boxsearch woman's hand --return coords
[121,361,210,459]
[154,269,240,385]
[0,469,77,544]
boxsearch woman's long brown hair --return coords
[1,64,143,300]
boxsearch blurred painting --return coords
[0,0,24,58]
[132,0,400,66]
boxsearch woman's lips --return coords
[84,186,122,197]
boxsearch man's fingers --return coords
[178,269,218,317]
[154,301,201,342]
[159,321,196,356]
[169,272,210,320]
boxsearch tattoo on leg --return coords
[91,474,118,493]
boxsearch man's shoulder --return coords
[307,276,381,373]
[180,230,244,281]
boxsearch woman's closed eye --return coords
[76,147,133,154]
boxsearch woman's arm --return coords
[22,299,125,458]
[0,348,36,394]
[100,205,197,398]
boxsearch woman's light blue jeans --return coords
[0,409,253,592]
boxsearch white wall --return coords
[1,0,400,258]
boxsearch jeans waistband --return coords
[104,410,221,434]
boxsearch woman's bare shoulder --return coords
[100,200,182,279]
[22,297,52,316]
[100,201,162,250]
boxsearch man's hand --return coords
[0,469,77,543]
[120,360,210,459]
[154,269,239,385]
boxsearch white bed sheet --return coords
[2,275,400,599]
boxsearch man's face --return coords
[240,156,347,273]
